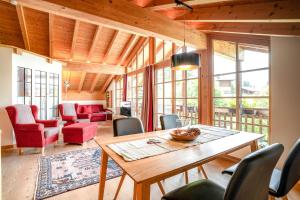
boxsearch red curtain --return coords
[141,65,154,132]
[122,74,127,101]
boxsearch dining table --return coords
[96,125,263,200]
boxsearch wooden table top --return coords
[96,129,262,184]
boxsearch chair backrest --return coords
[160,114,181,130]
[113,117,144,137]
[6,104,36,126]
[276,139,300,196]
[62,103,77,116]
[224,143,284,200]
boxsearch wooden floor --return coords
[2,121,300,200]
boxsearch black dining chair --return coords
[223,139,300,200]
[160,114,208,182]
[160,114,182,130]
[112,117,165,199]
[162,143,284,200]
[113,117,144,137]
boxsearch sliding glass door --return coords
[212,40,270,142]
[35,70,47,119]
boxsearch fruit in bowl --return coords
[170,127,201,141]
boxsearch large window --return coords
[127,73,143,117]
[212,40,270,142]
[48,73,59,119]
[17,67,32,105]
[115,78,123,108]
[35,71,47,119]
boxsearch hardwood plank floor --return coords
[2,121,300,200]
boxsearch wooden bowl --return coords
[169,128,200,141]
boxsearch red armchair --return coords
[58,103,90,126]
[5,104,59,155]
[77,104,112,121]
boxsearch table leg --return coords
[98,150,108,200]
[250,140,258,152]
[136,182,150,200]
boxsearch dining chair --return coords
[160,114,208,182]
[112,117,165,199]
[161,143,284,200]
[223,139,300,200]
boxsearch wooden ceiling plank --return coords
[70,20,80,60]
[194,22,300,37]
[117,34,137,65]
[49,13,54,57]
[147,0,233,10]
[78,71,87,92]
[123,37,147,67]
[100,75,114,93]
[102,30,119,63]
[87,25,102,62]
[175,1,300,23]
[17,0,206,48]
[64,62,125,75]
[16,5,30,50]
[90,73,101,93]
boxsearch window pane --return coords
[164,67,171,82]
[157,99,163,113]
[187,69,198,79]
[214,74,236,97]
[137,73,143,86]
[164,41,172,60]
[186,79,198,98]
[18,68,24,82]
[241,98,269,110]
[175,70,183,80]
[213,40,236,75]
[137,50,143,69]
[156,84,163,98]
[175,99,184,118]
[164,99,172,114]
[175,81,183,98]
[164,82,172,98]
[214,98,236,108]
[156,69,163,83]
[239,44,269,71]
[137,87,143,98]
[241,70,269,97]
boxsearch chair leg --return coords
[184,171,189,184]
[157,181,165,195]
[41,147,45,155]
[268,195,275,200]
[282,195,288,200]
[113,173,126,200]
[198,165,208,179]
[18,148,23,155]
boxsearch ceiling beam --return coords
[70,20,80,60]
[102,30,119,63]
[175,1,300,22]
[87,25,102,62]
[146,0,232,11]
[193,22,300,37]
[16,5,30,50]
[90,73,101,93]
[78,72,86,92]
[123,37,147,67]
[49,13,54,57]
[17,0,206,48]
[117,34,138,65]
[100,75,114,93]
[64,62,125,75]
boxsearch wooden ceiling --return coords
[0,0,299,94]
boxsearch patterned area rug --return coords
[35,148,122,200]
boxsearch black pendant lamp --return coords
[171,0,200,71]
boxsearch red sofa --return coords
[58,103,90,126]
[77,104,112,122]
[5,104,59,154]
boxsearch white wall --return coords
[270,37,300,167]
[0,47,63,146]
[0,47,13,146]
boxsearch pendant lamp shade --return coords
[171,52,200,70]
